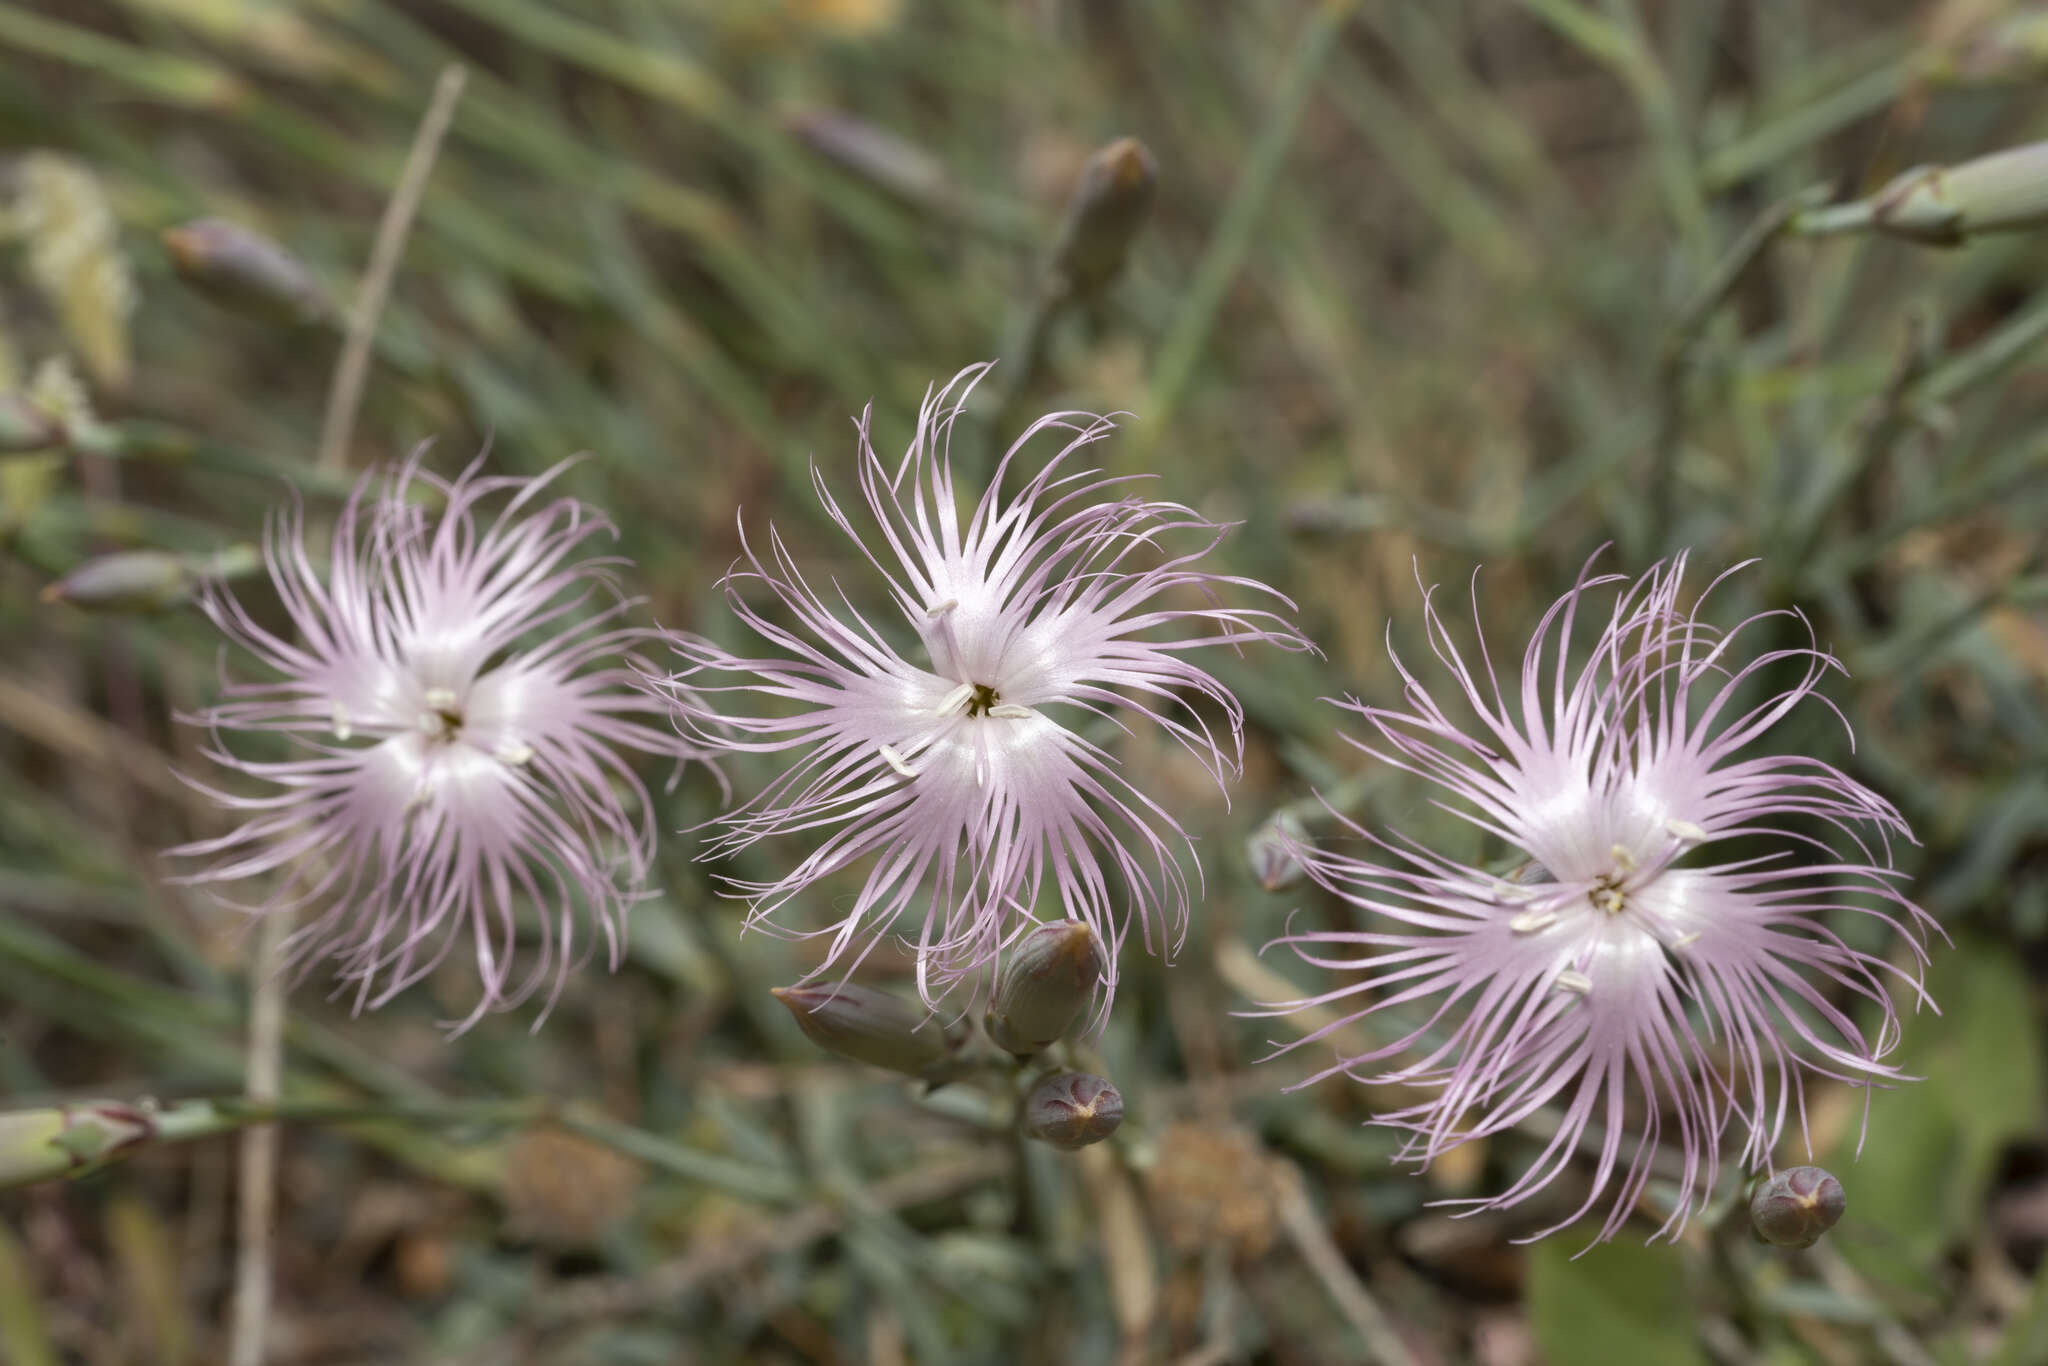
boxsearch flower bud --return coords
[0,393,60,452]
[986,920,1103,1057]
[162,218,332,326]
[1749,1165,1846,1248]
[1047,136,1157,303]
[771,983,952,1076]
[1247,812,1309,891]
[1865,142,2048,246]
[1021,1072,1123,1150]
[0,1102,155,1188]
[43,549,192,611]
[785,109,948,205]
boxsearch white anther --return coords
[1555,970,1593,995]
[926,598,959,618]
[988,703,1033,719]
[330,703,352,742]
[1670,931,1701,948]
[1596,888,1626,914]
[1509,910,1557,934]
[1665,818,1707,843]
[1491,881,1532,902]
[935,683,974,715]
[878,744,917,779]
[495,739,534,766]
[1610,844,1637,873]
[423,687,459,711]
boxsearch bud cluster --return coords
[771,920,1129,1151]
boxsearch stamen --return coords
[1492,881,1532,902]
[1610,844,1637,873]
[988,703,1033,719]
[423,687,459,711]
[935,683,974,716]
[1509,910,1557,934]
[1596,888,1626,914]
[878,744,917,779]
[495,739,534,766]
[1665,818,1707,843]
[1671,931,1701,948]
[330,703,352,742]
[1555,970,1593,995]
[926,598,959,618]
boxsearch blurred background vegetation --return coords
[3,0,2048,1362]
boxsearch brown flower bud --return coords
[1750,1165,1846,1249]
[1046,137,1157,303]
[986,920,1103,1057]
[1021,1072,1123,1150]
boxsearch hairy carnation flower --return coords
[669,364,1310,1007]
[1265,553,1938,1243]
[172,451,702,1028]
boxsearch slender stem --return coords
[225,909,288,1366]
[230,64,468,1366]
[314,65,469,477]
[1274,1166,1420,1366]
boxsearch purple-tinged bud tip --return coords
[987,920,1103,1057]
[1247,812,1309,891]
[1750,1166,1846,1248]
[43,549,192,612]
[1021,1072,1123,1150]
[162,218,332,326]
[771,983,952,1076]
[0,394,59,452]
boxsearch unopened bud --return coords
[162,218,332,325]
[0,393,60,452]
[1021,1072,1123,1150]
[1749,1165,1846,1249]
[0,1102,154,1188]
[1865,142,2048,246]
[1046,136,1157,303]
[986,920,1103,1056]
[772,983,952,1076]
[1247,812,1309,891]
[786,109,948,205]
[43,549,192,611]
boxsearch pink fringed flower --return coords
[172,451,703,1028]
[669,365,1311,1008]
[1265,553,1939,1243]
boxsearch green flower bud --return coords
[162,218,332,326]
[1820,141,2048,247]
[1021,1072,1123,1151]
[1247,812,1309,892]
[0,1102,155,1188]
[986,920,1103,1057]
[1749,1165,1846,1249]
[43,549,193,612]
[771,983,952,1076]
